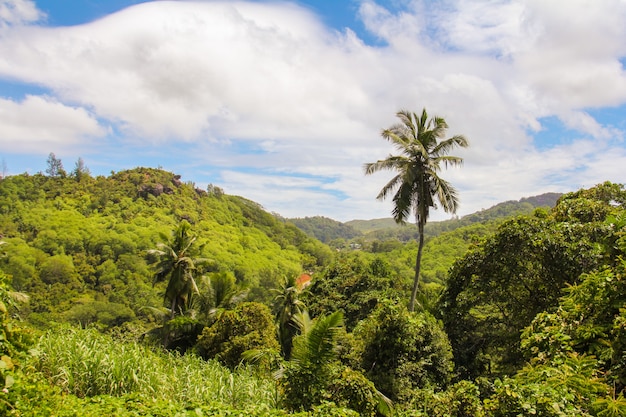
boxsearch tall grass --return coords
[31,325,279,409]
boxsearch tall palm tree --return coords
[148,221,206,318]
[364,108,468,311]
[272,276,306,360]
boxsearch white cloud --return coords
[0,0,625,221]
[559,110,623,141]
[0,0,43,28]
[429,0,534,56]
[0,95,105,153]
[514,0,626,109]
[0,1,380,142]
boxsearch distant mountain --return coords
[520,193,563,207]
[458,192,562,225]
[286,216,361,243]
[292,192,563,243]
[344,217,400,234]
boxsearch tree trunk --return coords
[163,297,177,347]
[409,222,425,312]
[170,297,177,319]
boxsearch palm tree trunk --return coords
[163,297,177,347]
[409,222,425,312]
[171,297,177,319]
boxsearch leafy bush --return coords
[281,311,344,412]
[353,300,454,401]
[64,300,135,329]
[195,302,279,368]
[396,380,485,417]
[521,260,626,386]
[304,252,400,331]
[0,270,34,413]
[441,204,613,378]
[327,366,391,417]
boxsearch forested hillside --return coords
[286,216,361,243]
[345,192,561,241]
[1,170,625,417]
[0,167,332,329]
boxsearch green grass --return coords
[31,325,279,409]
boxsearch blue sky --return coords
[1,0,625,221]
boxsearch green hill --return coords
[343,217,398,234]
[0,167,332,328]
[286,216,361,243]
[0,166,562,326]
[345,192,562,241]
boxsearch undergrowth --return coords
[32,325,278,408]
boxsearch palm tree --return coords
[189,271,248,323]
[280,310,393,415]
[272,276,306,360]
[148,221,206,318]
[364,108,468,311]
[280,310,344,410]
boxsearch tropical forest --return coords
[2,113,626,416]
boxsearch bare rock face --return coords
[134,170,182,199]
[138,183,164,198]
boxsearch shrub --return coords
[64,300,135,329]
[280,311,344,412]
[327,366,391,417]
[0,270,34,413]
[353,300,454,401]
[195,302,279,368]
[414,381,485,417]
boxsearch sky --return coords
[1,0,625,222]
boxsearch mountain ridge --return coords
[289,192,562,243]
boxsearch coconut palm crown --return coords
[364,108,468,311]
[149,220,207,318]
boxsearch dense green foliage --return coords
[441,182,626,379]
[368,220,497,288]
[521,260,626,391]
[0,168,330,329]
[287,216,361,243]
[346,192,560,242]
[195,302,279,368]
[0,270,32,397]
[148,220,206,317]
[352,300,454,402]
[34,325,277,404]
[272,276,306,360]
[281,311,346,411]
[13,324,355,417]
[303,252,402,330]
[1,165,625,416]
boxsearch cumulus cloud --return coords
[0,1,381,142]
[0,0,625,221]
[0,95,105,153]
[0,0,42,28]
